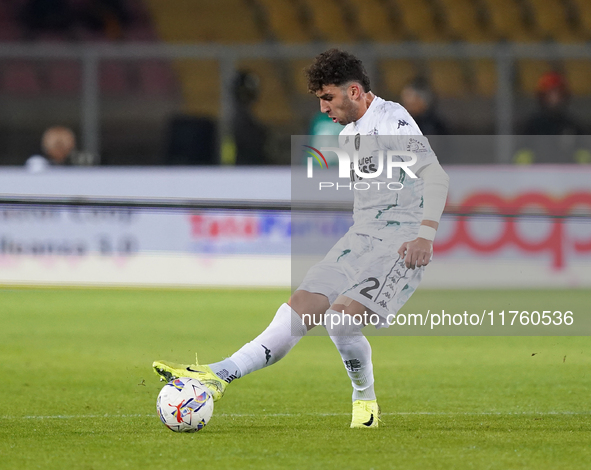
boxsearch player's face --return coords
[316,84,359,126]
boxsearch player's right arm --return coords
[397,161,449,269]
[379,103,449,268]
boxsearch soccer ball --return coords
[156,378,214,432]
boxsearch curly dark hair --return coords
[305,49,371,94]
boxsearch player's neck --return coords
[355,92,375,122]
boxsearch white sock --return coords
[208,358,241,383]
[325,309,376,402]
[213,303,306,378]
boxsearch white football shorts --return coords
[297,226,425,328]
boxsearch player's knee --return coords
[288,290,329,330]
[325,310,366,346]
[289,290,329,316]
[331,295,368,320]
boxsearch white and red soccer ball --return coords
[156,378,214,432]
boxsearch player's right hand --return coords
[397,238,433,269]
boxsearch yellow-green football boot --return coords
[350,399,381,428]
[153,354,227,402]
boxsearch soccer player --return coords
[154,49,450,428]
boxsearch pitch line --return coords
[1,411,589,420]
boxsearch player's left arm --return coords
[398,161,449,269]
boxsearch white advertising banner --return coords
[0,165,589,288]
[430,166,591,288]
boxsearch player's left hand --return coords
[397,237,433,269]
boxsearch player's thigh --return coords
[288,290,330,330]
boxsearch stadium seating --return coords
[99,61,130,95]
[346,0,405,42]
[528,0,582,42]
[571,0,591,40]
[481,0,540,42]
[47,60,82,95]
[299,0,353,42]
[389,0,447,42]
[563,60,591,96]
[0,0,586,102]
[291,59,313,97]
[380,60,420,97]
[0,0,589,165]
[144,0,263,43]
[257,0,310,43]
[428,59,469,97]
[238,59,293,124]
[471,59,497,97]
[2,60,41,95]
[173,60,220,117]
[137,60,179,96]
[381,58,473,99]
[516,59,554,95]
[0,0,176,98]
[438,0,495,43]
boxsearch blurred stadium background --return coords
[0,0,590,288]
[0,0,590,164]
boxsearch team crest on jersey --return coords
[407,138,428,153]
[355,133,360,150]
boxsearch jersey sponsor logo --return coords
[352,155,378,181]
[397,120,409,129]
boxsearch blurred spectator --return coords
[230,70,268,165]
[165,116,218,165]
[79,0,132,41]
[20,0,76,39]
[516,72,589,164]
[523,72,583,136]
[20,0,132,40]
[25,126,98,171]
[400,78,448,135]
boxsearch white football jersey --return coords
[339,95,439,231]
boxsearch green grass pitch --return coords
[0,287,589,469]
